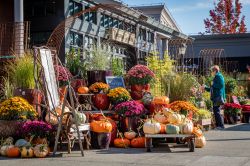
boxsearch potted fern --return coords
[9,55,43,116]
[85,46,112,85]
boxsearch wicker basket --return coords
[0,120,24,138]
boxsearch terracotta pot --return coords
[59,86,67,102]
[130,84,150,100]
[91,132,111,149]
[14,88,43,117]
[92,94,110,110]
[87,70,112,86]
[119,117,139,132]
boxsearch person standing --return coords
[203,65,226,129]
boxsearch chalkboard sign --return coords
[105,76,125,89]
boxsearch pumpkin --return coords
[34,144,49,158]
[124,131,137,140]
[45,105,70,125]
[166,112,182,124]
[193,127,203,137]
[15,139,30,148]
[90,120,113,133]
[0,145,14,156]
[154,112,168,124]
[78,86,89,94]
[131,137,145,148]
[160,124,166,134]
[20,147,34,158]
[6,146,20,158]
[143,119,161,134]
[195,136,206,148]
[166,124,180,134]
[152,96,169,105]
[182,120,194,134]
[74,112,86,125]
[114,138,130,148]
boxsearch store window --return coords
[69,0,83,19]
[84,35,97,49]
[147,31,154,43]
[139,28,147,41]
[70,31,83,49]
[84,6,97,24]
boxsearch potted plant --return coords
[170,101,198,120]
[114,100,145,132]
[9,55,43,115]
[107,87,131,105]
[89,82,110,110]
[127,65,155,100]
[85,46,112,85]
[223,103,242,124]
[20,120,53,145]
[0,97,38,137]
[54,65,73,102]
[66,49,87,90]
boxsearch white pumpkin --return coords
[143,120,161,134]
[195,136,206,148]
[167,112,182,124]
[162,108,172,117]
[0,145,14,156]
[182,120,194,134]
[75,112,86,125]
[154,112,168,124]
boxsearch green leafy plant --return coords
[86,46,111,71]
[146,52,175,96]
[193,109,212,121]
[66,48,87,79]
[111,57,124,76]
[225,76,237,95]
[9,55,36,89]
[0,76,14,102]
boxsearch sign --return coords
[105,76,125,89]
[109,28,136,46]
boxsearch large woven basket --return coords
[0,120,24,138]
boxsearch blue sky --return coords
[122,0,250,34]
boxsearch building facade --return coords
[1,0,188,68]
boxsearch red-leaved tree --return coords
[204,0,247,34]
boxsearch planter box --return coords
[197,118,212,126]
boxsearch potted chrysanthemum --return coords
[127,65,155,100]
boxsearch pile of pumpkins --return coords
[0,137,50,158]
[143,108,206,148]
[113,131,145,148]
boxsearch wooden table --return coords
[145,134,195,152]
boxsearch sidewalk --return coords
[1,123,250,166]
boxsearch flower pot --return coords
[87,70,112,86]
[59,86,67,102]
[92,94,110,110]
[0,120,24,137]
[130,84,150,100]
[14,88,43,117]
[91,131,111,149]
[119,117,139,132]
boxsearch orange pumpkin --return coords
[77,86,89,94]
[193,127,203,137]
[6,147,20,158]
[160,124,166,134]
[90,120,112,133]
[152,96,169,105]
[114,138,130,148]
[131,137,145,148]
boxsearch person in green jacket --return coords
[203,65,226,129]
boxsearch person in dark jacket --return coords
[203,65,226,129]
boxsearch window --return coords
[84,35,97,49]
[69,0,82,19]
[139,28,146,41]
[70,31,83,48]
[84,5,97,24]
[147,31,154,43]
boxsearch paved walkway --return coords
[1,123,250,166]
